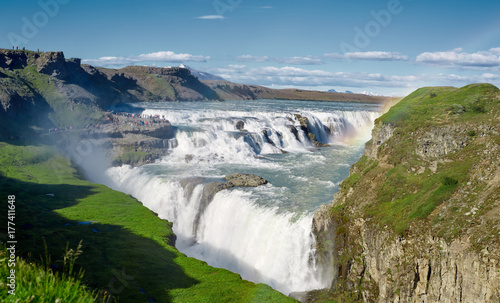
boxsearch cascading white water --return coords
[102,99,381,295]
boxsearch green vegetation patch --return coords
[145,74,177,101]
[335,84,500,236]
[19,66,103,127]
[0,246,99,302]
[378,84,499,129]
[0,142,295,302]
[112,151,151,166]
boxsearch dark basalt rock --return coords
[236,120,245,130]
[36,51,68,79]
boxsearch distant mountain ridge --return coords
[329,88,356,94]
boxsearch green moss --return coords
[467,130,477,137]
[112,151,150,166]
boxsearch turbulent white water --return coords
[102,99,381,295]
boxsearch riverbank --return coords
[0,142,297,302]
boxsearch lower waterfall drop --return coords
[102,99,381,295]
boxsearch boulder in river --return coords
[225,173,268,187]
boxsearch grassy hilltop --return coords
[340,83,499,238]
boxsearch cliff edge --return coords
[311,84,500,302]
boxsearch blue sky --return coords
[1,0,500,95]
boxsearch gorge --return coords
[1,49,499,302]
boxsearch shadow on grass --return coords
[0,174,199,302]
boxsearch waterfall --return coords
[102,100,380,295]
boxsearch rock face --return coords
[97,65,222,102]
[314,214,500,302]
[310,85,500,302]
[293,114,330,147]
[415,126,469,158]
[0,49,224,132]
[364,123,394,159]
[236,120,245,130]
[36,51,68,79]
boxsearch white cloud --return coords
[228,64,246,69]
[208,65,500,93]
[196,15,225,20]
[489,47,500,55]
[416,48,500,70]
[236,55,270,62]
[137,51,209,62]
[237,55,323,65]
[83,51,210,67]
[481,73,500,80]
[434,73,500,84]
[277,56,324,65]
[324,51,409,61]
[208,65,417,88]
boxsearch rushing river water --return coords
[101,99,381,295]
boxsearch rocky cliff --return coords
[310,84,500,302]
[0,49,224,134]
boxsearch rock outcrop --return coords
[36,51,68,79]
[225,173,268,187]
[293,114,330,147]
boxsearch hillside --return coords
[311,84,500,302]
[203,80,390,103]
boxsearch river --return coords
[101,99,381,295]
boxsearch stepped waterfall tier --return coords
[98,99,381,295]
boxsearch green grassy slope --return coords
[334,83,500,241]
[0,142,296,302]
[1,65,103,128]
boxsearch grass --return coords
[333,83,500,236]
[0,142,296,302]
[145,74,177,101]
[0,245,100,302]
[378,84,498,129]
